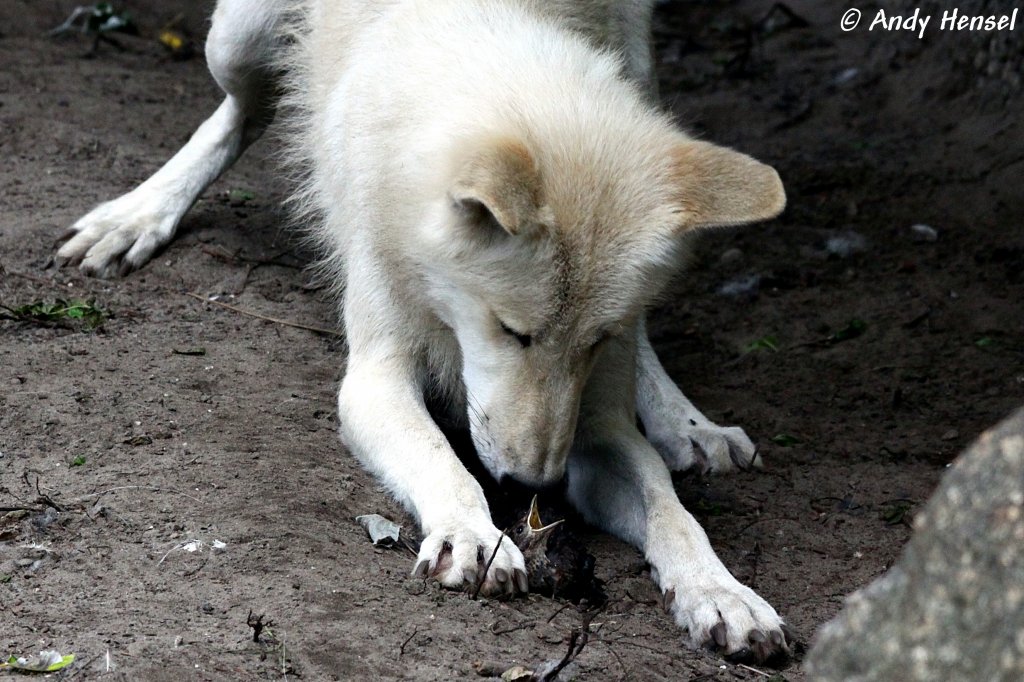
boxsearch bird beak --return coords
[527,495,564,535]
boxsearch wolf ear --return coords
[671,140,786,230]
[450,138,543,237]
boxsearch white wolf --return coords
[57,0,790,660]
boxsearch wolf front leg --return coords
[337,355,528,596]
[635,318,761,473]
[568,334,789,660]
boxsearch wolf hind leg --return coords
[57,0,287,277]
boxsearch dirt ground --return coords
[1,1,1022,679]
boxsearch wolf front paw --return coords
[662,575,791,663]
[413,521,528,597]
[648,420,761,474]
[56,190,181,278]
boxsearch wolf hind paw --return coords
[56,189,182,278]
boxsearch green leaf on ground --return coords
[2,651,75,672]
[881,501,914,526]
[228,188,256,203]
[1,299,106,329]
[772,434,801,447]
[743,336,779,353]
[828,318,867,343]
[70,456,86,467]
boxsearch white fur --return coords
[637,319,762,473]
[57,0,285,277]
[60,0,788,655]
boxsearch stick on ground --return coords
[186,292,343,338]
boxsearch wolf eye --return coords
[500,321,532,348]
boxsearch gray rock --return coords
[805,407,1024,681]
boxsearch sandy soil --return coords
[1,0,1022,679]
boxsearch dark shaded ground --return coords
[1,1,1021,679]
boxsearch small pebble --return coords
[825,230,867,258]
[718,274,761,298]
[719,247,744,265]
[472,662,505,677]
[32,507,59,530]
[833,67,859,85]
[941,429,959,441]
[910,223,938,243]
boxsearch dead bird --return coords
[508,496,603,604]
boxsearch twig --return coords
[63,651,104,680]
[183,553,212,577]
[596,636,670,657]
[22,471,65,511]
[489,620,535,635]
[247,610,275,643]
[0,506,44,513]
[748,444,761,469]
[186,292,343,337]
[2,268,67,288]
[737,662,771,677]
[748,541,762,589]
[546,602,572,624]
[399,627,419,656]
[157,542,189,566]
[735,515,777,536]
[279,636,289,677]
[592,639,628,681]
[399,537,420,556]
[471,529,509,600]
[539,611,593,682]
[74,485,202,505]
[200,244,302,270]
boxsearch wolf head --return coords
[415,107,784,487]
